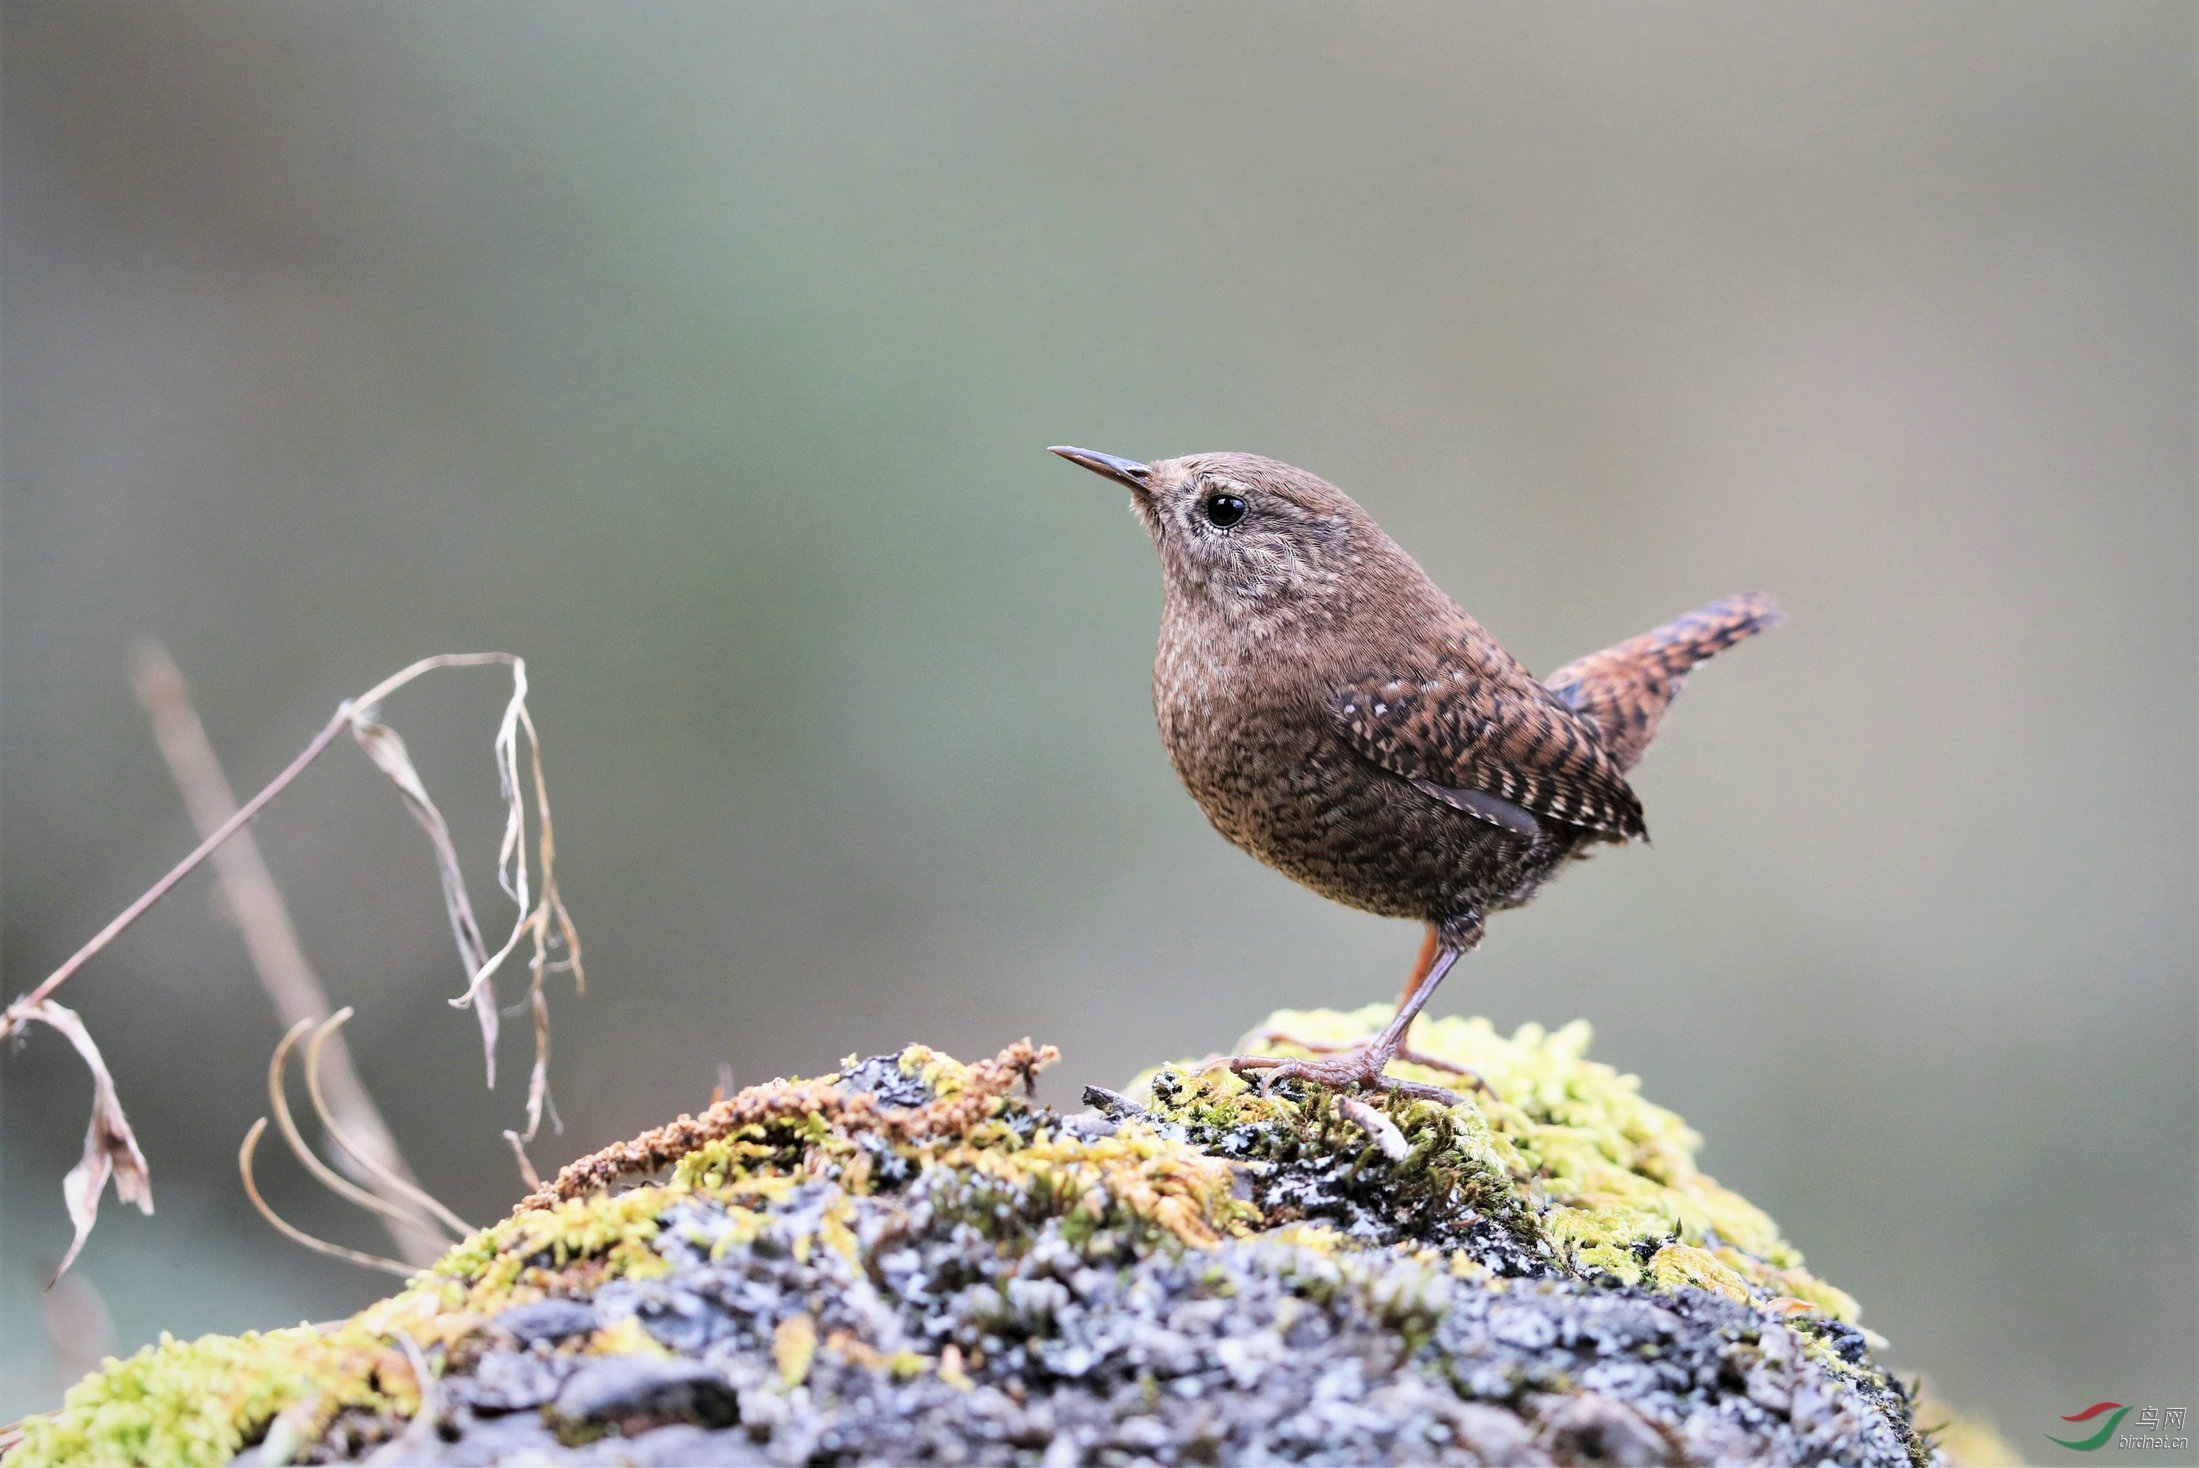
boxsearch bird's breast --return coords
[1151,617,1334,845]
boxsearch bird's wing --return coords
[1329,647,1646,841]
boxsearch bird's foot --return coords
[1240,1026,1495,1099]
[1198,1044,1472,1106]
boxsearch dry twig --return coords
[259,1015,472,1246]
[304,1013,474,1239]
[501,1130,544,1193]
[1336,1095,1412,1162]
[131,642,446,1265]
[240,1012,476,1280]
[238,1119,414,1279]
[363,1331,440,1465]
[2,651,582,1278]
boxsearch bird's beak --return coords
[1049,445,1150,491]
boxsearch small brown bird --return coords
[1052,446,1780,1101]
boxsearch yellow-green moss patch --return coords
[5,1324,413,1468]
[1171,1006,1862,1321]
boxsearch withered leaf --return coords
[19,999,154,1280]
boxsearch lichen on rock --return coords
[1207,1007,1865,1320]
[5,1015,1935,1466]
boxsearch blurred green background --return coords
[3,0,2192,1447]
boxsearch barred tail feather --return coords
[1543,592,1782,772]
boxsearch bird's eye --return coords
[1203,493,1248,528]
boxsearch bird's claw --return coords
[1197,1047,1472,1107]
[1243,1028,1497,1099]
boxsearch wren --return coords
[1051,446,1780,1102]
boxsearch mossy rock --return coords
[6,1012,1948,1466]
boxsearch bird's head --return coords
[1049,447,1406,619]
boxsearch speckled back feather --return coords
[1329,622,1648,840]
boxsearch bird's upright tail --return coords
[1543,592,1782,772]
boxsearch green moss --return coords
[426,1182,677,1319]
[896,1042,970,1098]
[668,1134,782,1191]
[5,1325,410,1468]
[1143,1060,1534,1256]
[7,1181,729,1467]
[1194,1006,1862,1320]
[934,1118,1258,1248]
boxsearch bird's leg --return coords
[1203,938,1481,1105]
[1249,926,1488,1081]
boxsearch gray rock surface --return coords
[282,1048,1927,1466]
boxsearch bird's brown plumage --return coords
[1330,627,1646,841]
[1051,445,1779,1097]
